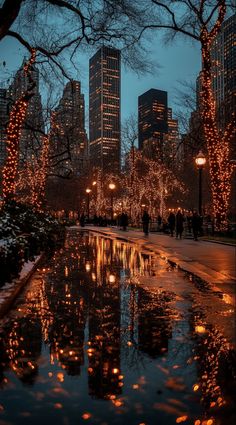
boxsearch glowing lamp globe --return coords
[195,151,206,168]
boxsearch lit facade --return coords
[89,46,121,174]
[138,89,168,160]
[164,107,181,164]
[50,80,88,175]
[211,13,235,156]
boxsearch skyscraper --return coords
[210,13,235,157]
[138,89,168,159]
[50,80,87,176]
[164,108,181,164]
[89,46,121,173]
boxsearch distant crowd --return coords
[77,209,212,241]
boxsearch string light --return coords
[2,49,37,201]
[199,4,234,230]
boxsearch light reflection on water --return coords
[0,229,235,425]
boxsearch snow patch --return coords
[0,255,41,309]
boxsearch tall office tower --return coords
[50,80,88,175]
[211,13,235,157]
[138,89,168,160]
[89,46,121,174]
[164,107,181,164]
[8,60,44,162]
[0,88,9,166]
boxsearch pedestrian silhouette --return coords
[192,211,201,241]
[142,210,150,236]
[175,210,184,239]
[120,212,128,231]
[167,212,175,237]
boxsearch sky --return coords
[0,33,201,131]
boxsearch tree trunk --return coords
[200,39,233,230]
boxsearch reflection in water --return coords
[0,229,235,425]
[138,288,173,358]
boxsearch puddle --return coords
[0,229,235,425]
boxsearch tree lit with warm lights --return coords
[131,0,235,229]
[2,49,37,201]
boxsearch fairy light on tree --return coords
[2,49,37,201]
[128,0,235,230]
[199,14,234,229]
[16,129,50,210]
[118,149,185,224]
[37,134,50,209]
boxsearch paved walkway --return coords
[85,226,236,302]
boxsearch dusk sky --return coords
[0,33,201,131]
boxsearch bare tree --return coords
[0,0,153,203]
[129,0,235,229]
[0,0,151,77]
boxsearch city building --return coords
[0,88,9,167]
[50,80,88,176]
[164,107,182,165]
[138,89,181,165]
[8,60,44,163]
[89,46,121,174]
[211,13,235,138]
[138,88,168,160]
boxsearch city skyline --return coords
[0,33,201,132]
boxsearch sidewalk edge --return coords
[0,254,44,320]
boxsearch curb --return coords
[83,227,236,288]
[0,254,44,320]
[201,238,236,247]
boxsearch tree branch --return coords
[0,0,23,41]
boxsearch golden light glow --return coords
[176,417,188,423]
[195,150,206,167]
[109,183,116,190]
[176,416,188,424]
[108,274,116,283]
[195,325,206,334]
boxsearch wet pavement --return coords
[0,229,235,425]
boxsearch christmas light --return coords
[199,4,234,230]
[2,49,37,201]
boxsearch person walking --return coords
[79,212,85,227]
[142,210,150,236]
[175,210,184,239]
[120,212,129,231]
[167,212,175,237]
[191,211,201,241]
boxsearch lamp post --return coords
[195,151,206,216]
[108,183,116,221]
[86,188,91,221]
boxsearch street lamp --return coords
[195,150,206,216]
[108,183,116,221]
[86,188,91,221]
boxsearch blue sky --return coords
[0,34,201,130]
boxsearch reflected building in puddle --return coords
[2,316,42,385]
[44,234,89,375]
[87,236,122,398]
[137,287,173,358]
